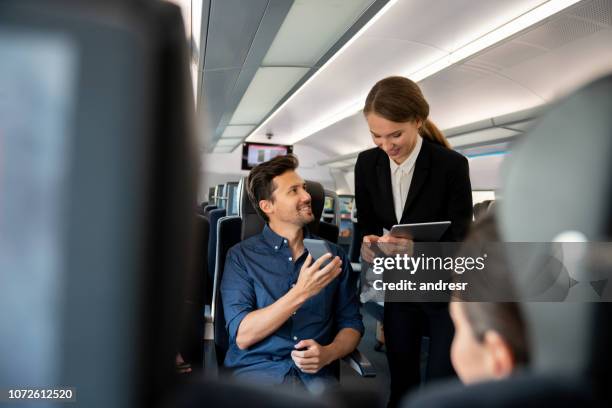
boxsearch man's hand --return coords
[291,339,335,374]
[294,253,342,299]
[234,253,341,350]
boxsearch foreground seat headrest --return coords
[500,74,612,242]
[499,73,612,379]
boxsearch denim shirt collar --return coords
[262,224,313,251]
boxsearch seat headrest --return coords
[500,74,612,242]
[305,180,324,229]
[239,177,264,240]
[238,176,326,240]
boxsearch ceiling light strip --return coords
[271,0,582,144]
[246,0,400,140]
[411,0,583,80]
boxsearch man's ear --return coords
[483,330,515,379]
[259,199,273,217]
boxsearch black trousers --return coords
[384,302,456,408]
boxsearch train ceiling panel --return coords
[198,0,380,152]
[245,0,551,146]
[199,0,612,159]
[297,0,612,158]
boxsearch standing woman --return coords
[354,76,473,407]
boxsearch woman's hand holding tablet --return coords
[377,234,413,256]
[361,233,414,260]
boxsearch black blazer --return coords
[354,139,473,242]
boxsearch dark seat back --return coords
[404,374,594,407]
[203,204,218,218]
[211,216,242,365]
[348,220,361,263]
[180,214,209,368]
[196,215,211,305]
[207,208,227,286]
[318,221,339,244]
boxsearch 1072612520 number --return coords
[3,388,75,401]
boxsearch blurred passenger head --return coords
[246,154,313,227]
[363,76,449,164]
[450,212,529,384]
[450,301,529,384]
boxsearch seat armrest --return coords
[204,305,214,341]
[203,339,219,377]
[341,348,376,377]
[204,304,211,319]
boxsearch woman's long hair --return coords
[363,76,450,149]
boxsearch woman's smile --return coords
[388,147,401,156]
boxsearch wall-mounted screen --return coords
[241,142,293,170]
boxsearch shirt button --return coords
[284,239,287,244]
[291,283,295,288]
[288,257,293,261]
[274,245,278,250]
[293,336,298,341]
[292,311,297,316]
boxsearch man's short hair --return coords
[246,154,299,221]
[462,302,529,365]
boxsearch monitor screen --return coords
[241,142,293,170]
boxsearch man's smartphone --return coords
[303,238,333,269]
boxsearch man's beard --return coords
[296,203,314,224]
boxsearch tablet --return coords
[389,221,451,241]
[303,238,333,268]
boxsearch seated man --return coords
[221,154,364,389]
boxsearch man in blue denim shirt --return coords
[221,155,364,388]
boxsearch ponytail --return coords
[420,118,450,149]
